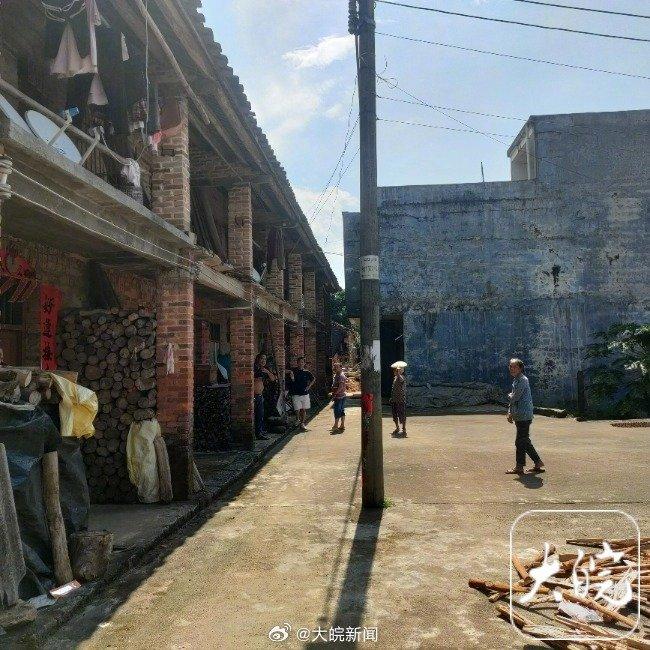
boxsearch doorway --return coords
[380,316,404,397]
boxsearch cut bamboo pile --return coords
[56,308,157,504]
[469,538,650,649]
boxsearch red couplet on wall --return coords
[40,284,62,370]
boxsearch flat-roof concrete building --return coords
[344,110,650,407]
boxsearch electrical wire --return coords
[377,95,525,120]
[378,118,514,137]
[376,31,650,81]
[512,0,650,20]
[305,81,360,224]
[375,74,605,184]
[375,0,650,43]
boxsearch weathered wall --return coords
[344,111,650,405]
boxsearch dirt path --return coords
[47,407,649,649]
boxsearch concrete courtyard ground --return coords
[45,406,648,649]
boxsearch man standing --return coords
[287,356,315,432]
[506,358,545,475]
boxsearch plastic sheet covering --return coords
[126,419,161,503]
[0,404,90,599]
[50,373,98,438]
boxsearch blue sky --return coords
[201,0,650,285]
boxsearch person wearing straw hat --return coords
[390,361,408,438]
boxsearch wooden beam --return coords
[132,0,212,125]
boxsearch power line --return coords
[375,0,650,43]
[375,74,603,184]
[305,74,359,224]
[376,31,650,81]
[512,0,650,20]
[378,117,514,137]
[377,94,525,120]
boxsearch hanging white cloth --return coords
[120,159,141,187]
[50,0,101,78]
[88,73,108,105]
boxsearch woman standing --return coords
[254,353,276,441]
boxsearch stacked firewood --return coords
[0,367,59,406]
[194,385,231,452]
[470,537,650,649]
[57,308,157,504]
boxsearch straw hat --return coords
[390,361,407,369]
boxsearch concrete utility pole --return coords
[356,0,385,508]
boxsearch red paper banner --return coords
[40,284,62,370]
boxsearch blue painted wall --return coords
[344,111,650,405]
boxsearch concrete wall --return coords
[344,110,650,405]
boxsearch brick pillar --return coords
[151,95,191,233]
[228,185,253,275]
[288,326,304,367]
[194,319,210,364]
[316,281,325,322]
[316,328,328,395]
[230,308,255,448]
[303,269,316,317]
[266,259,284,299]
[156,269,194,500]
[269,317,286,381]
[304,326,317,385]
[288,253,303,310]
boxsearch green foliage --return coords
[584,323,650,419]
[329,290,351,328]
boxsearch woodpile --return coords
[0,367,61,407]
[56,308,157,504]
[469,537,650,649]
[194,385,230,452]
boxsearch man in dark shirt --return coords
[287,356,315,431]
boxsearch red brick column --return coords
[287,253,304,366]
[156,269,194,499]
[269,317,286,380]
[230,308,255,448]
[194,319,210,364]
[288,326,304,367]
[151,95,191,233]
[287,252,303,310]
[304,326,317,385]
[228,185,253,274]
[266,259,284,299]
[303,269,316,317]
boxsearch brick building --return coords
[0,0,337,499]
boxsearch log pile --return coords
[194,385,231,452]
[56,308,157,504]
[469,537,650,649]
[0,367,59,407]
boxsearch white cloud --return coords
[250,76,336,152]
[283,35,355,69]
[324,102,347,120]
